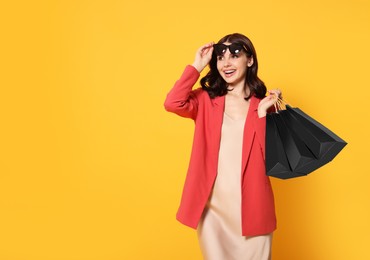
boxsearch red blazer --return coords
[164,65,277,236]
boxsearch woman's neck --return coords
[227,81,250,98]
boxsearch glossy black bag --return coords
[265,98,347,179]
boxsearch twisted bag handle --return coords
[273,96,289,112]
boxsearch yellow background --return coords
[1,0,369,259]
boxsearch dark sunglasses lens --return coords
[229,44,243,54]
[214,44,227,55]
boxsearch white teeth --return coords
[225,70,235,74]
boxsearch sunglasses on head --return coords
[213,43,249,56]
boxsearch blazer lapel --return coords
[241,96,259,174]
[211,95,225,173]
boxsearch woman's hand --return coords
[192,42,214,73]
[257,89,282,118]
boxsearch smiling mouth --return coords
[224,70,236,77]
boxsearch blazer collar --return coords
[249,95,260,112]
[212,94,224,107]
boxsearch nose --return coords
[223,53,232,67]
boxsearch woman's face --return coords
[216,42,252,86]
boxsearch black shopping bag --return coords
[266,113,307,179]
[266,98,347,179]
[274,109,317,172]
[285,105,347,174]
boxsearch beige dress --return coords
[197,112,273,260]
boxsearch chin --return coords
[223,77,235,83]
[224,78,240,85]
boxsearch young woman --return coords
[164,33,282,260]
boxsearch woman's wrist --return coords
[257,108,267,118]
[191,62,204,73]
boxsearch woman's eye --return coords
[217,56,224,61]
[231,54,239,58]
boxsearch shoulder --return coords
[253,95,263,102]
[191,87,209,100]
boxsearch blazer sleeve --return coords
[164,65,201,120]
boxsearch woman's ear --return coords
[247,56,254,67]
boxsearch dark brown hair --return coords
[200,33,267,100]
